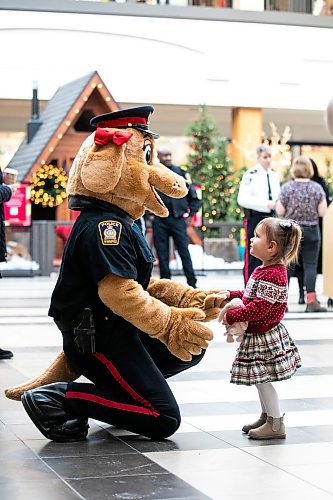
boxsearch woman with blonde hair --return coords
[276,156,327,312]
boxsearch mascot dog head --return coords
[67,106,188,219]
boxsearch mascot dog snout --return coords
[67,129,188,219]
[148,162,188,198]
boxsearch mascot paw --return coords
[162,307,213,362]
[4,352,80,401]
[183,289,228,322]
[202,291,229,321]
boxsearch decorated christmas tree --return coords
[186,104,217,185]
[186,105,244,238]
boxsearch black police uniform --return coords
[49,196,204,439]
[152,166,201,288]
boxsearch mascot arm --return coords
[147,278,229,322]
[98,274,214,362]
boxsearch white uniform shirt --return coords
[237,164,281,214]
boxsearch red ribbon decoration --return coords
[94,128,133,147]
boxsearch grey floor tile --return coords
[7,423,51,441]
[119,432,233,453]
[0,457,58,482]
[67,473,210,499]
[0,409,32,425]
[45,453,162,479]
[300,425,333,442]
[0,441,37,460]
[8,421,109,442]
[0,421,19,441]
[24,435,137,458]
[0,479,81,500]
[210,427,319,447]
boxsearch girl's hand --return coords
[218,305,232,325]
[223,314,231,326]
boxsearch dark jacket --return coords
[0,170,12,262]
[312,176,331,206]
[157,165,201,219]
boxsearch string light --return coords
[30,165,68,208]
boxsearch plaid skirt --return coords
[230,323,302,386]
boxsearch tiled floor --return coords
[1,273,333,499]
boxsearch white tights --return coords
[256,382,281,418]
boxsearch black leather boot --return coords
[21,382,89,442]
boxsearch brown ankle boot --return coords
[305,301,327,312]
[242,412,267,434]
[248,415,286,440]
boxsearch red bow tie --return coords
[94,128,133,147]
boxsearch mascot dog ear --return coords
[81,129,132,194]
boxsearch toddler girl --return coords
[219,217,302,440]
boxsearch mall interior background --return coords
[0,0,332,274]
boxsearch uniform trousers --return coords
[59,321,205,439]
[153,216,197,287]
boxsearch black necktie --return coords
[267,172,272,200]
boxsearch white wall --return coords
[0,9,332,111]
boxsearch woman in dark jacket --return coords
[0,168,14,359]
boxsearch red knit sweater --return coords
[226,264,288,334]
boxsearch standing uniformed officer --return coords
[237,144,280,283]
[153,147,201,288]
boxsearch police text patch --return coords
[98,221,122,245]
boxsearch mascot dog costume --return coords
[5,106,227,442]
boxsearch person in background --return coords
[290,158,331,303]
[237,144,281,283]
[310,159,331,206]
[310,158,331,275]
[219,217,302,440]
[152,147,201,288]
[0,168,14,360]
[276,156,328,312]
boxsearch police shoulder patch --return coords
[98,220,122,245]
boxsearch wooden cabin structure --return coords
[7,71,118,223]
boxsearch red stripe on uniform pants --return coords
[93,352,157,413]
[66,391,159,417]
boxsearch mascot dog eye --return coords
[143,139,152,164]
